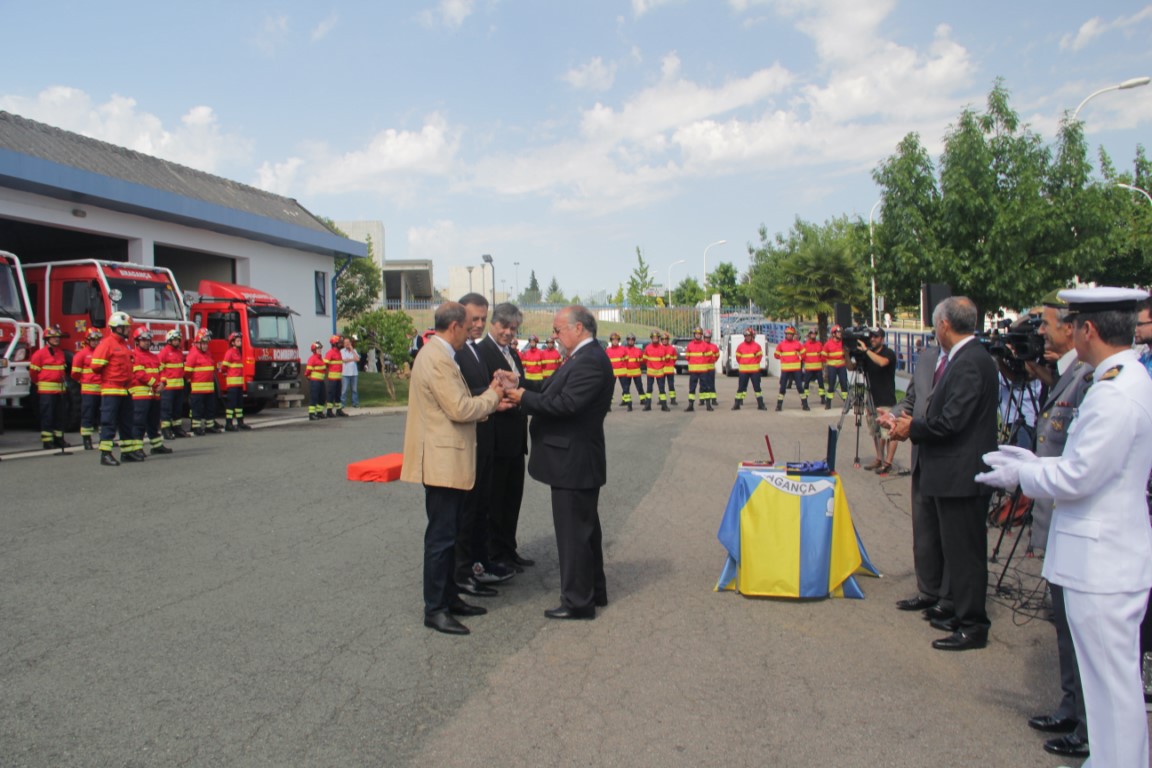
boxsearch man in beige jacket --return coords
[401,302,508,635]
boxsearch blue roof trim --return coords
[0,148,367,259]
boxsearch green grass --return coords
[356,373,410,407]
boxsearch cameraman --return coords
[847,328,897,472]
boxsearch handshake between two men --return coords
[489,368,528,410]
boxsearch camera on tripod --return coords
[840,326,874,358]
[977,316,1045,373]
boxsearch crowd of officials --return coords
[26,312,361,467]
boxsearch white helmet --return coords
[108,311,133,328]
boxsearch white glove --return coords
[998,444,1037,462]
[975,464,1021,489]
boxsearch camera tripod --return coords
[988,374,1041,595]
[834,366,879,468]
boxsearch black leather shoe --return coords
[896,595,937,611]
[121,451,145,463]
[544,605,595,620]
[922,604,954,621]
[931,629,987,651]
[1027,715,1077,734]
[1043,734,1089,758]
[456,578,497,597]
[448,601,488,617]
[594,595,608,607]
[424,612,469,635]
[510,553,535,567]
[100,452,120,467]
[929,616,959,632]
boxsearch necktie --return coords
[932,351,949,387]
[501,345,515,370]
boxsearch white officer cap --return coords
[1057,287,1149,314]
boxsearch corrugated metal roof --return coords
[0,111,366,259]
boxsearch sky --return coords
[2,1,1151,302]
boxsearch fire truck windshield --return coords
[106,278,183,320]
[0,263,28,321]
[248,310,297,348]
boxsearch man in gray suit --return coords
[886,296,1000,651]
[1019,292,1094,760]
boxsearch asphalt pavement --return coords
[0,378,1107,767]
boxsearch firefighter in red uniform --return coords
[159,329,188,439]
[90,312,135,466]
[130,327,171,457]
[521,335,545,383]
[605,332,629,410]
[774,325,808,411]
[662,332,679,406]
[222,331,252,431]
[185,329,221,435]
[822,324,848,409]
[684,327,712,412]
[732,327,767,410]
[29,324,70,449]
[540,337,562,378]
[643,331,669,411]
[802,328,826,405]
[324,335,346,417]
[619,333,645,410]
[701,329,720,407]
[305,341,327,420]
[71,328,103,450]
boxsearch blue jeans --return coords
[341,375,359,407]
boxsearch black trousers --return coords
[160,387,183,430]
[80,393,101,436]
[455,450,493,582]
[551,487,606,610]
[424,485,465,615]
[918,482,990,633]
[825,366,848,398]
[38,393,64,441]
[309,379,325,412]
[778,370,806,396]
[133,398,161,446]
[327,379,342,410]
[735,371,762,397]
[190,392,215,426]
[488,454,526,563]
[98,394,133,453]
[622,376,644,396]
[225,386,243,420]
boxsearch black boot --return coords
[54,436,72,449]
[660,401,670,412]
[224,420,238,432]
[685,402,695,412]
[100,451,119,467]
[336,409,349,417]
[82,435,94,450]
[775,401,783,412]
[825,398,832,410]
[732,400,742,410]
[121,450,145,463]
[705,400,713,411]
[802,399,810,411]
[193,426,206,436]
[670,396,677,406]
[757,398,767,411]
[643,400,652,412]
[152,444,174,455]
[172,425,189,438]
[626,401,633,412]
[309,413,319,421]
[237,418,252,431]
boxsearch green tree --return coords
[316,219,382,320]
[545,277,566,304]
[610,284,625,305]
[746,217,867,334]
[626,248,657,306]
[519,271,542,304]
[345,308,416,400]
[1091,144,1152,285]
[672,277,705,306]
[705,262,748,306]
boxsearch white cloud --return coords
[420,0,475,29]
[311,14,339,41]
[632,0,681,17]
[1061,5,1152,52]
[253,14,290,57]
[0,86,252,174]
[564,57,617,92]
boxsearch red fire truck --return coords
[0,251,41,409]
[186,280,302,412]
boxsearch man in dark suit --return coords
[475,302,535,571]
[453,293,514,599]
[886,296,999,651]
[507,306,615,619]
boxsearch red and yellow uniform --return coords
[29,345,67,394]
[324,344,344,414]
[306,349,327,418]
[802,335,826,401]
[129,342,163,454]
[685,334,713,410]
[540,343,562,378]
[773,328,809,410]
[643,338,669,410]
[184,346,216,396]
[91,330,134,453]
[774,338,804,372]
[521,341,545,382]
[72,340,101,443]
[736,340,763,373]
[822,330,848,407]
[732,332,766,409]
[30,339,68,447]
[606,341,628,378]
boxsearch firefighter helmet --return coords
[86,328,103,342]
[311,341,323,352]
[650,331,659,339]
[228,332,242,343]
[194,329,212,344]
[609,332,620,341]
[626,333,636,341]
[133,327,153,342]
[528,334,539,342]
[166,329,183,343]
[108,312,132,329]
[784,326,797,335]
[744,327,755,336]
[693,327,703,335]
[329,334,342,345]
[830,324,842,333]
[661,333,670,341]
[43,325,64,339]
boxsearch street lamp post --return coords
[482,254,494,306]
[466,265,474,293]
[513,261,520,301]
[667,259,686,306]
[702,240,727,293]
[1072,76,1151,121]
[868,199,882,328]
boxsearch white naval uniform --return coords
[1018,348,1152,768]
